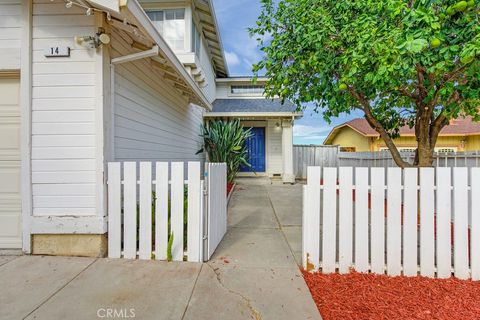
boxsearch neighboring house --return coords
[205,77,302,183]
[0,0,299,255]
[324,117,480,152]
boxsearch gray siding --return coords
[112,28,205,163]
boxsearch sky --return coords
[212,0,361,145]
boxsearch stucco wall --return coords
[331,126,480,152]
[329,127,371,152]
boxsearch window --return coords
[230,85,265,95]
[340,147,356,152]
[435,147,457,153]
[191,22,201,57]
[146,9,185,51]
[379,147,416,152]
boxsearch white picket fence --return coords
[107,161,227,262]
[303,166,480,280]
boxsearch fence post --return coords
[471,168,480,280]
[139,162,152,260]
[171,162,185,261]
[420,168,435,277]
[355,168,369,273]
[155,162,169,261]
[304,166,320,271]
[187,162,201,262]
[107,162,121,259]
[123,162,137,259]
[453,167,469,279]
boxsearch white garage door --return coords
[0,77,21,249]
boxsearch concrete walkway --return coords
[0,178,320,320]
[184,178,319,320]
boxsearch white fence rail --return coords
[303,166,480,280]
[107,161,227,262]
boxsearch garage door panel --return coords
[0,77,21,249]
[0,167,20,193]
[0,123,20,149]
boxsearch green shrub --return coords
[197,119,253,183]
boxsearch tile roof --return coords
[211,99,298,113]
[344,117,480,136]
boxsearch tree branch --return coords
[347,87,412,168]
[430,64,467,108]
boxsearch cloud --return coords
[293,124,331,138]
[224,51,240,66]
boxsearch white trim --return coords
[204,112,303,118]
[30,216,107,234]
[111,45,159,64]
[20,0,32,254]
[95,13,107,229]
[215,77,268,83]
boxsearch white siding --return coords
[31,1,102,217]
[198,39,216,103]
[215,82,230,99]
[267,120,283,176]
[111,28,205,163]
[0,0,22,70]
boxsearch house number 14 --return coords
[44,46,70,57]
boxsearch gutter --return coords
[203,112,303,118]
[125,0,212,110]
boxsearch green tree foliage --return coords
[198,120,253,183]
[251,0,480,167]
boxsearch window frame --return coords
[145,8,186,51]
[230,84,266,96]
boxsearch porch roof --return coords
[205,99,302,118]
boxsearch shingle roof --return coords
[343,117,480,136]
[211,99,298,113]
[324,117,480,144]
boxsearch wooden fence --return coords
[107,161,227,262]
[293,145,339,179]
[338,151,480,168]
[303,166,480,280]
[294,147,480,178]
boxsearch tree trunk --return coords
[415,144,434,167]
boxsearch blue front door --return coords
[241,127,266,172]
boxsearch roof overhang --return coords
[215,77,269,83]
[85,0,212,109]
[204,112,303,119]
[192,0,228,77]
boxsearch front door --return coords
[241,127,266,173]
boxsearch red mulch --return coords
[227,182,234,195]
[302,270,480,320]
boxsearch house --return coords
[324,118,480,152]
[205,77,302,183]
[0,0,299,256]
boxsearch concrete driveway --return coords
[0,178,319,320]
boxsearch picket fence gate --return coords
[303,166,480,280]
[107,161,227,262]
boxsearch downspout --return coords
[109,45,159,161]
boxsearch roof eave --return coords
[205,0,229,77]
[125,0,212,110]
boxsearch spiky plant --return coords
[197,120,253,183]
